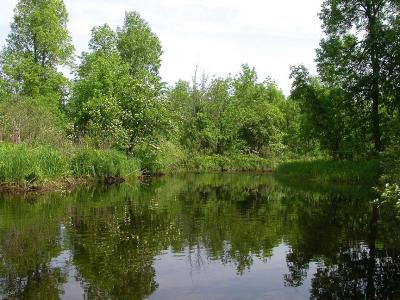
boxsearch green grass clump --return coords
[70,148,140,179]
[0,143,141,186]
[274,159,380,183]
[186,154,273,173]
[0,143,69,184]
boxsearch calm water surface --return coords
[0,174,399,299]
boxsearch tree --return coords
[117,12,162,86]
[232,65,286,155]
[0,0,74,102]
[317,0,400,153]
[167,65,287,156]
[71,13,169,151]
[116,12,168,149]
[290,65,367,159]
[70,25,131,149]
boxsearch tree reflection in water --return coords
[0,174,399,299]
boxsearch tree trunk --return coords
[367,5,382,153]
[371,84,381,152]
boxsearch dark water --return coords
[1,174,400,299]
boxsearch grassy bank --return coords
[274,159,381,184]
[0,143,140,190]
[132,140,277,175]
[0,142,383,192]
[0,143,278,191]
[184,154,275,173]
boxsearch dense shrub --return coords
[380,145,400,184]
[132,140,186,174]
[0,96,67,147]
[377,146,400,212]
[380,184,400,208]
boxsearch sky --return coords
[0,0,324,95]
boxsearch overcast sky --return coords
[0,0,324,95]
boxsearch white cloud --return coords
[0,0,324,95]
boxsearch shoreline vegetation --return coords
[0,140,382,192]
[274,159,381,184]
[0,141,277,192]
[0,143,140,192]
[0,0,399,202]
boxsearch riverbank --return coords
[0,143,141,192]
[274,159,381,184]
[0,143,384,193]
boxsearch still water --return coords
[0,174,399,299]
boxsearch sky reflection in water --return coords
[0,173,399,299]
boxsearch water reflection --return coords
[0,174,399,299]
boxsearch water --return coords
[0,173,399,299]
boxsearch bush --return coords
[132,140,186,174]
[380,145,400,184]
[377,146,400,213]
[0,96,67,147]
[380,183,400,206]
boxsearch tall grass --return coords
[274,159,380,184]
[185,154,274,173]
[0,143,140,186]
[0,143,69,184]
[70,148,140,179]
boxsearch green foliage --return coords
[70,148,140,179]
[70,12,169,151]
[381,145,400,184]
[186,154,273,173]
[0,0,74,101]
[317,0,400,152]
[378,145,400,211]
[79,95,130,149]
[0,95,67,146]
[275,159,380,184]
[380,184,400,211]
[117,12,162,81]
[0,0,399,184]
[232,65,286,155]
[0,143,69,184]
[289,65,368,159]
[0,143,140,185]
[168,65,287,158]
[131,140,186,174]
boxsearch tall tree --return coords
[317,0,400,152]
[0,0,74,101]
[71,13,169,151]
[117,11,163,93]
[290,65,359,159]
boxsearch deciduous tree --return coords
[317,0,400,152]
